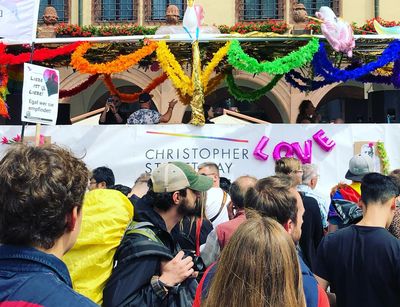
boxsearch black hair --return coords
[139,93,151,103]
[219,177,231,194]
[91,166,115,188]
[147,188,187,211]
[110,184,131,196]
[361,173,399,206]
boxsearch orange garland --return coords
[71,41,158,74]
[103,73,168,103]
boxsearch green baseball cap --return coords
[152,162,213,193]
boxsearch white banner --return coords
[0,0,40,43]
[22,63,59,125]
[0,124,399,206]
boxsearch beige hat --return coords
[151,162,213,193]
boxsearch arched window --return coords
[144,0,186,22]
[39,0,69,23]
[299,0,340,17]
[93,0,138,22]
[237,0,284,21]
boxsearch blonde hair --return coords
[204,215,306,307]
[275,157,301,174]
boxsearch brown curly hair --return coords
[0,143,89,249]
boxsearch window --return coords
[93,0,138,22]
[39,0,69,23]
[144,0,186,22]
[238,0,284,21]
[299,0,339,16]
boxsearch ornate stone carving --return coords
[37,6,58,38]
[291,1,309,34]
[165,5,180,25]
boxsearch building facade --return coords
[39,0,400,123]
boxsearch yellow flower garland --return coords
[202,42,231,91]
[156,41,193,95]
[156,41,231,96]
[177,72,226,105]
[375,63,393,77]
[71,41,158,74]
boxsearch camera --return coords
[182,250,205,272]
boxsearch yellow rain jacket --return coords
[63,189,134,304]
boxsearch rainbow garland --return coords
[227,38,319,75]
[376,141,390,175]
[0,42,82,65]
[226,73,283,101]
[0,65,9,119]
[103,73,168,102]
[59,74,100,98]
[312,40,400,82]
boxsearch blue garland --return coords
[312,41,400,82]
[286,60,400,92]
[285,70,335,92]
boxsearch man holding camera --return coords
[99,95,127,124]
[103,162,213,307]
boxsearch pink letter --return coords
[273,142,294,160]
[313,129,336,152]
[253,136,270,161]
[292,140,312,164]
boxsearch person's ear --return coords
[283,219,294,234]
[66,207,78,232]
[391,197,397,211]
[172,191,181,205]
[98,181,107,189]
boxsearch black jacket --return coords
[299,193,324,272]
[103,205,197,307]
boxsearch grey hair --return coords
[302,164,319,185]
[198,162,220,177]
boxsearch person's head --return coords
[299,99,315,116]
[109,184,131,196]
[198,162,220,187]
[219,177,231,194]
[106,95,121,107]
[245,175,304,244]
[204,215,305,307]
[0,144,89,254]
[229,175,258,210]
[139,93,152,110]
[388,170,400,238]
[345,154,374,182]
[360,173,399,225]
[275,157,303,186]
[89,166,115,190]
[389,169,400,189]
[204,104,214,120]
[148,162,213,217]
[301,163,319,189]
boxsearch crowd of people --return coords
[1,143,400,307]
[99,94,178,125]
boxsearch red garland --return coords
[59,74,99,98]
[0,42,82,65]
